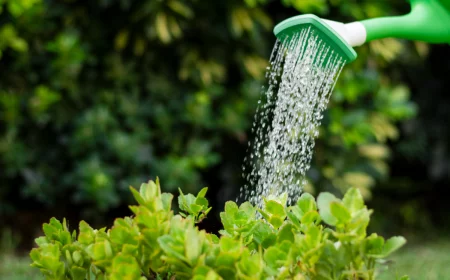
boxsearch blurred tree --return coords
[369,44,450,234]
[0,0,426,231]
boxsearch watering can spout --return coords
[360,0,450,44]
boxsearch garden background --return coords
[0,0,449,278]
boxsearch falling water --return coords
[240,28,346,208]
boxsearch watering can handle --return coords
[360,0,450,44]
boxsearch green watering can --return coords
[274,0,450,63]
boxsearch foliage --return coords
[0,0,421,218]
[30,179,407,279]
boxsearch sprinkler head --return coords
[274,14,358,64]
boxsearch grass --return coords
[0,253,43,280]
[0,240,448,279]
[377,239,450,280]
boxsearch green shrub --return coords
[30,179,408,279]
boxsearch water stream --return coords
[240,28,346,208]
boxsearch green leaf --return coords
[114,29,129,50]
[195,196,208,207]
[35,236,48,246]
[86,240,113,261]
[72,251,83,266]
[237,249,262,277]
[161,193,174,211]
[382,236,406,257]
[265,200,286,217]
[178,190,196,213]
[140,180,160,201]
[190,203,203,214]
[301,210,320,225]
[224,201,238,216]
[286,211,300,228]
[42,218,61,238]
[167,0,194,18]
[251,222,274,245]
[297,193,317,214]
[110,219,138,246]
[197,187,208,198]
[121,244,138,257]
[155,12,171,43]
[365,233,384,255]
[342,187,365,214]
[70,266,87,280]
[261,233,277,248]
[268,216,284,229]
[330,201,351,224]
[263,247,287,268]
[277,223,294,243]
[130,187,146,206]
[158,235,187,261]
[367,236,406,258]
[110,253,141,280]
[317,192,339,226]
[304,225,321,247]
[185,228,201,265]
[219,236,240,253]
[238,202,255,217]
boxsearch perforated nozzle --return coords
[274,14,357,64]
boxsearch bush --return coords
[30,179,407,279]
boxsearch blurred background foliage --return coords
[0,0,448,252]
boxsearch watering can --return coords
[274,0,450,63]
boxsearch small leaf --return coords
[110,253,141,280]
[130,187,146,206]
[238,249,262,277]
[286,211,300,228]
[167,0,194,18]
[263,247,286,268]
[261,233,277,248]
[185,229,201,265]
[70,266,87,280]
[330,201,351,224]
[317,192,339,226]
[301,211,320,225]
[219,236,240,253]
[35,236,48,246]
[114,30,129,50]
[265,200,285,217]
[251,222,273,245]
[297,193,316,214]
[342,188,365,214]
[382,236,406,257]
[365,233,384,255]
[72,251,83,266]
[268,216,284,229]
[197,187,208,198]
[155,12,171,43]
[305,225,321,247]
[195,197,209,208]
[277,224,294,243]
[161,193,174,211]
[158,236,186,261]
[224,201,239,216]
